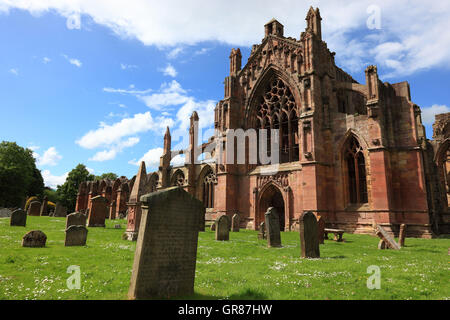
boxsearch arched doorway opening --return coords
[259,184,285,231]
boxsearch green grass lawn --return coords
[0,216,448,300]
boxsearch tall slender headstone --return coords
[128,187,204,300]
[40,196,49,216]
[399,224,407,247]
[231,213,240,232]
[10,209,27,227]
[265,207,281,247]
[299,211,320,258]
[87,196,108,227]
[125,161,147,241]
[215,215,229,241]
[28,201,41,216]
[317,215,325,244]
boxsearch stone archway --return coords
[258,184,285,231]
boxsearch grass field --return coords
[0,216,448,300]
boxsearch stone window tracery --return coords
[202,170,216,208]
[255,78,299,163]
[345,137,368,204]
[172,171,185,187]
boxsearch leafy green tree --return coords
[43,187,59,204]
[56,164,95,212]
[0,141,44,207]
[96,172,118,181]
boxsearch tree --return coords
[96,172,118,181]
[56,164,95,212]
[0,141,44,207]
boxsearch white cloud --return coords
[2,1,449,78]
[421,105,450,126]
[41,169,68,189]
[9,68,18,75]
[89,136,140,162]
[43,57,51,64]
[159,63,177,77]
[86,167,95,174]
[33,146,63,167]
[66,12,81,30]
[120,63,137,70]
[62,54,82,67]
[129,147,163,168]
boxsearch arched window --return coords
[256,78,299,163]
[172,171,185,187]
[202,170,216,208]
[345,136,368,204]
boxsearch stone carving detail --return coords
[257,173,289,190]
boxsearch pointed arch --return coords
[145,172,159,194]
[197,165,217,209]
[340,132,369,205]
[171,169,185,187]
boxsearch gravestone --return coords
[66,212,87,230]
[299,211,320,258]
[375,224,401,250]
[399,224,407,247]
[215,215,229,241]
[128,187,204,300]
[10,209,27,227]
[231,213,240,232]
[65,226,88,246]
[28,201,41,216]
[265,207,281,247]
[87,196,108,227]
[258,221,266,240]
[54,203,68,217]
[40,196,48,216]
[223,214,231,231]
[317,215,325,245]
[210,222,216,231]
[22,230,47,247]
[0,208,13,218]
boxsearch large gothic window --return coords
[202,170,216,208]
[256,78,299,163]
[172,171,185,187]
[345,137,368,204]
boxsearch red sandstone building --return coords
[77,7,450,239]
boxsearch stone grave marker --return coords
[87,196,108,227]
[66,212,87,229]
[10,209,27,227]
[299,211,320,258]
[0,208,13,218]
[215,215,229,241]
[210,222,216,231]
[375,224,401,250]
[128,187,204,300]
[317,215,325,245]
[22,230,47,247]
[28,201,41,216]
[265,207,281,248]
[54,203,68,217]
[65,226,88,246]
[40,196,49,216]
[231,213,240,232]
[258,221,266,240]
[399,224,407,247]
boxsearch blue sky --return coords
[0,1,449,188]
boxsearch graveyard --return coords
[0,215,448,300]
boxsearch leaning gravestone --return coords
[87,196,108,227]
[28,201,41,216]
[10,209,27,227]
[215,215,229,241]
[265,207,281,247]
[66,212,87,229]
[317,215,325,245]
[399,224,407,247]
[65,226,88,246]
[40,196,49,216]
[128,187,204,300]
[375,224,401,250]
[54,203,68,217]
[299,211,320,258]
[231,213,240,232]
[22,230,47,247]
[258,221,266,240]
